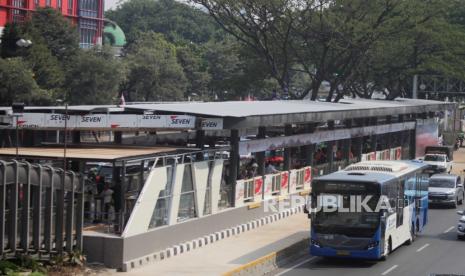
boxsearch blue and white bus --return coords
[308,160,429,259]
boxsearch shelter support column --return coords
[302,123,317,167]
[343,119,352,166]
[114,131,122,144]
[72,131,81,144]
[398,114,407,158]
[195,130,205,161]
[353,118,364,161]
[370,117,378,152]
[283,124,293,171]
[256,127,266,175]
[409,114,417,159]
[327,121,335,171]
[229,129,240,207]
[385,116,392,150]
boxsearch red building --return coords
[0,0,104,48]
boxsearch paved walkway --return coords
[116,212,309,276]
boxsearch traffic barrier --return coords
[235,180,245,207]
[253,177,264,202]
[289,166,312,194]
[280,171,289,196]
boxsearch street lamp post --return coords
[12,103,25,160]
[63,103,68,174]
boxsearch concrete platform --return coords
[113,211,309,276]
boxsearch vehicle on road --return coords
[308,160,429,260]
[423,146,454,174]
[456,210,465,239]
[428,174,464,208]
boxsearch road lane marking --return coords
[444,226,455,233]
[381,265,398,275]
[275,256,317,276]
[416,243,430,252]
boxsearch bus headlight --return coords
[366,241,379,250]
[311,239,321,248]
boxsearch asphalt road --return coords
[270,204,465,276]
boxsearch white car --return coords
[423,153,452,174]
[428,174,464,207]
[456,210,465,239]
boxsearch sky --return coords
[105,0,194,11]
[105,0,121,10]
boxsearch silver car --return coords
[428,174,464,208]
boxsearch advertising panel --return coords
[12,113,44,128]
[78,114,107,128]
[200,118,223,130]
[166,115,196,129]
[45,113,77,128]
[138,114,166,128]
[108,114,138,129]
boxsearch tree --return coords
[347,0,465,99]
[123,32,187,101]
[0,58,51,105]
[0,23,22,58]
[25,40,65,91]
[176,45,211,99]
[106,0,222,45]
[0,8,79,96]
[192,0,301,98]
[65,48,123,105]
[21,8,79,61]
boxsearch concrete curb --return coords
[223,237,310,276]
[122,205,304,272]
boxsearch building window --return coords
[12,0,26,23]
[57,0,62,10]
[79,0,98,18]
[79,18,97,48]
[46,0,51,6]
[34,0,39,8]
[68,0,73,15]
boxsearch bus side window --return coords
[397,178,405,227]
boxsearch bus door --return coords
[396,179,404,228]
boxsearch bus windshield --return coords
[312,182,380,237]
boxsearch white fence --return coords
[361,147,402,162]
[235,166,312,207]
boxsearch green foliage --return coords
[176,44,211,99]
[0,58,51,105]
[0,260,19,275]
[106,0,222,45]
[123,32,187,101]
[28,272,46,276]
[0,23,22,58]
[50,250,86,268]
[16,255,46,273]
[66,47,123,105]
[21,7,79,61]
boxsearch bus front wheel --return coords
[406,223,416,245]
[381,237,392,260]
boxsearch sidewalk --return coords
[116,212,309,276]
